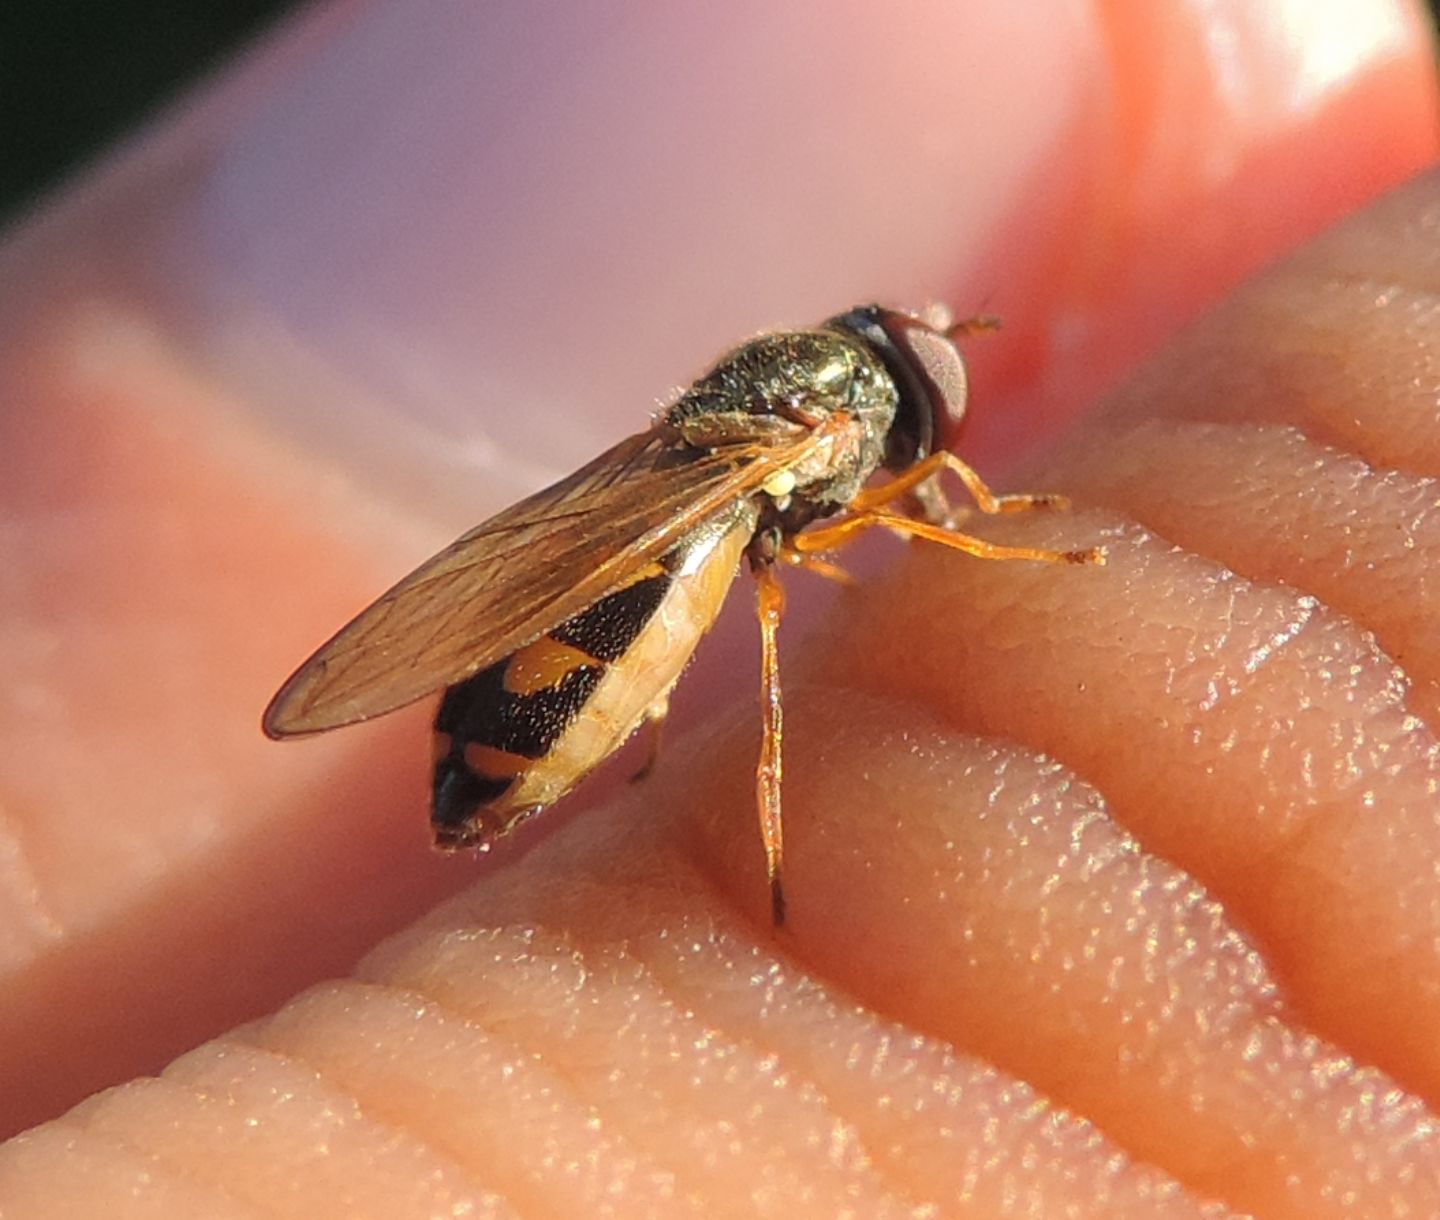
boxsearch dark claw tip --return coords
[770,876,787,927]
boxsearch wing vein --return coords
[264,423,831,735]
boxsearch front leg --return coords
[851,450,1072,524]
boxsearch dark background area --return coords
[1,2,1438,224]
[0,0,299,221]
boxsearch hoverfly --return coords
[264,305,1104,924]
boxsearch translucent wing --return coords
[264,424,820,735]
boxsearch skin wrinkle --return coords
[624,927,1213,1217]
[0,1118,272,1220]
[383,904,1203,1215]
[356,927,927,1219]
[679,692,1440,1215]
[359,902,1222,1218]
[642,933,1059,1209]
[592,946,936,1213]
[234,979,692,1218]
[369,925,784,1214]
[1096,229,1440,478]
[67,1043,513,1220]
[33,1114,273,1219]
[839,513,1440,864]
[1057,418,1440,720]
[224,1039,484,1219]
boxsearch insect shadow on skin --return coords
[264,304,1106,926]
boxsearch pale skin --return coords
[1,2,1439,1217]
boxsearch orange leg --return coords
[946,313,1002,339]
[780,547,856,586]
[848,450,1071,518]
[795,508,1106,567]
[753,562,788,927]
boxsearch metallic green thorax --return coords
[665,328,899,515]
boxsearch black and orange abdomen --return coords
[431,502,757,849]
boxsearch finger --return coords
[0,799,1224,1219]
[0,0,1433,1143]
[1057,172,1440,719]
[1039,169,1440,1095]
[687,691,1440,1219]
[673,172,1440,1212]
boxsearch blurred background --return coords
[2,1,1438,224]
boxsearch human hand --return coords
[1,3,1437,1216]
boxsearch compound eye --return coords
[880,312,970,455]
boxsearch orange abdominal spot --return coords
[624,561,667,584]
[464,743,534,780]
[502,637,600,695]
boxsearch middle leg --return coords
[848,450,1072,520]
[752,560,788,927]
[795,508,1106,567]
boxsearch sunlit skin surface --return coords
[1,1,1439,1216]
